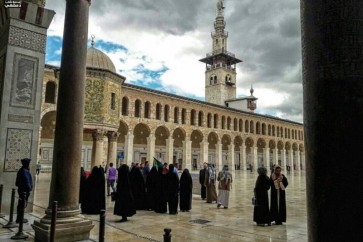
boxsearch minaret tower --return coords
[200,0,242,106]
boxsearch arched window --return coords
[134,99,141,117]
[256,122,261,134]
[164,105,170,122]
[121,97,129,116]
[210,77,213,85]
[234,118,237,131]
[144,101,150,118]
[174,107,179,124]
[262,123,266,135]
[198,111,203,126]
[45,81,56,104]
[222,116,226,129]
[191,110,196,125]
[214,76,217,84]
[268,125,271,136]
[281,127,284,138]
[181,108,186,124]
[227,117,231,130]
[272,125,275,136]
[156,103,162,120]
[292,130,295,139]
[214,114,218,128]
[245,120,249,132]
[239,119,243,132]
[250,121,254,133]
[207,113,212,128]
[110,93,116,110]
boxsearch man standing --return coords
[106,163,117,196]
[36,161,41,175]
[270,165,288,225]
[15,158,33,223]
[204,163,217,203]
[199,163,207,200]
[217,165,232,209]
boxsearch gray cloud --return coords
[46,0,303,122]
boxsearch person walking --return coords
[270,165,288,225]
[114,164,136,222]
[179,168,193,212]
[36,161,41,175]
[106,162,117,196]
[253,167,271,226]
[199,163,207,200]
[15,158,33,223]
[217,165,232,209]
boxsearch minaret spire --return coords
[216,0,225,17]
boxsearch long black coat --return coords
[180,169,193,211]
[130,167,146,210]
[154,169,168,213]
[146,167,158,210]
[253,175,271,224]
[82,166,105,214]
[114,165,136,218]
[270,175,288,223]
[166,165,179,214]
[199,168,206,199]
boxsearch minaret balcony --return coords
[206,63,236,71]
[211,31,228,37]
[206,49,235,57]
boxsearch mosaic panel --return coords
[84,78,104,122]
[4,128,32,171]
[9,26,47,53]
[11,54,38,108]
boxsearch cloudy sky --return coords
[45,0,303,123]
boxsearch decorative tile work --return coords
[84,78,104,122]
[4,128,32,171]
[11,53,38,108]
[9,26,47,53]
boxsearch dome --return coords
[86,46,116,73]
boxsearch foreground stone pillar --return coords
[107,132,119,166]
[301,1,363,241]
[32,0,93,241]
[253,147,258,170]
[263,148,270,169]
[281,149,286,172]
[288,150,294,175]
[296,151,301,171]
[272,148,278,166]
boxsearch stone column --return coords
[301,1,363,240]
[32,1,93,241]
[228,144,235,170]
[216,141,222,171]
[296,151,301,171]
[107,132,119,167]
[182,137,192,170]
[165,138,174,163]
[200,141,209,166]
[91,129,105,168]
[124,132,134,165]
[147,134,156,163]
[253,147,258,170]
[288,149,294,175]
[281,149,286,172]
[241,144,247,170]
[272,148,278,166]
[263,148,270,169]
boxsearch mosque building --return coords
[38,0,305,173]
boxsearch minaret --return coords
[200,0,242,106]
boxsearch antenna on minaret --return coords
[216,0,225,17]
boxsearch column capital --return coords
[92,129,105,141]
[107,131,120,142]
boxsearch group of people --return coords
[199,163,233,209]
[79,161,194,222]
[253,165,288,226]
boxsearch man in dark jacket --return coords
[199,162,207,200]
[15,158,33,223]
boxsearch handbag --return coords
[111,192,117,202]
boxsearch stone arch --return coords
[221,134,231,150]
[117,120,128,143]
[292,142,298,151]
[250,120,254,133]
[257,138,266,149]
[191,129,203,149]
[234,135,243,151]
[299,143,304,152]
[41,106,56,120]
[173,107,179,124]
[155,125,170,146]
[277,140,284,150]
[40,111,57,140]
[208,132,219,149]
[172,127,186,148]
[262,123,266,135]
[285,141,291,150]
[256,121,261,134]
[269,139,276,149]
[134,123,151,145]
[164,105,170,122]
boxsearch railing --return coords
[211,31,228,37]
[206,48,235,58]
[206,63,235,71]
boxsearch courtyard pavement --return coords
[0,169,307,241]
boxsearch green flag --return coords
[153,157,163,171]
